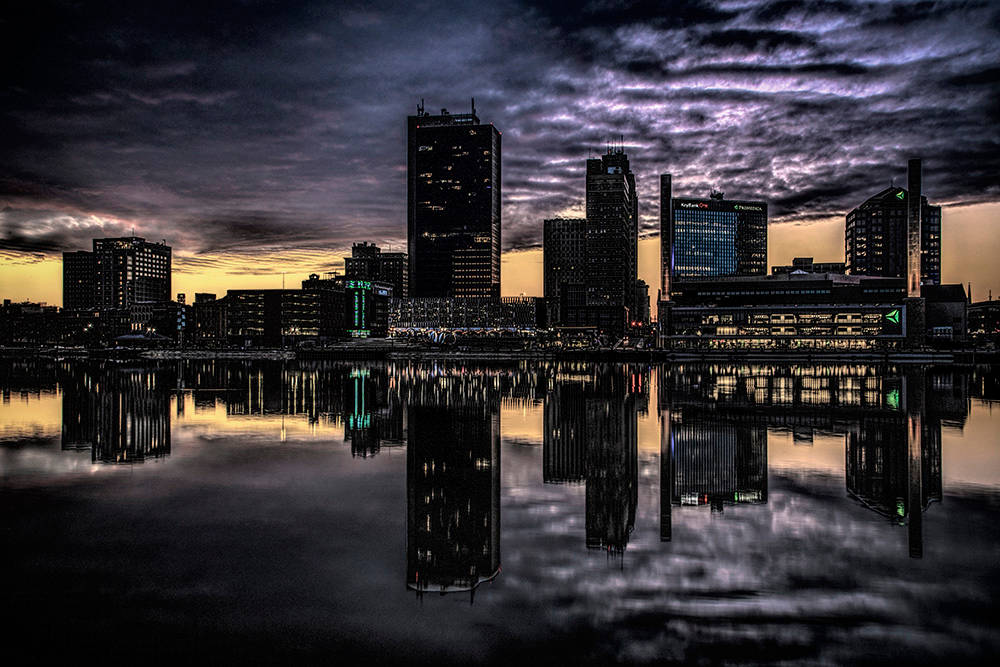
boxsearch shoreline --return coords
[3,345,997,365]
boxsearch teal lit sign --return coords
[885,309,900,325]
[346,280,372,290]
[895,191,905,200]
[886,388,900,410]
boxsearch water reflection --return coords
[406,371,501,598]
[1,358,999,661]
[60,362,171,463]
[656,364,966,557]
[542,364,644,554]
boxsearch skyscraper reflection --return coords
[543,363,642,554]
[60,362,171,463]
[405,373,500,599]
[657,364,957,555]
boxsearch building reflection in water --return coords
[658,364,960,557]
[405,371,501,600]
[60,362,171,464]
[543,363,642,555]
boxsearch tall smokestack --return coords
[659,174,672,299]
[907,158,922,298]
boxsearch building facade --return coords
[664,273,909,350]
[390,296,545,330]
[543,218,586,326]
[771,257,846,275]
[585,148,638,330]
[92,237,172,309]
[62,250,96,311]
[845,186,941,286]
[666,188,767,285]
[407,101,500,299]
[344,242,409,298]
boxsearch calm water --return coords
[1,359,998,664]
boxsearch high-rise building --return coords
[662,182,767,287]
[585,148,638,328]
[543,218,586,326]
[62,250,95,310]
[92,237,172,308]
[344,242,409,298]
[845,183,941,286]
[407,101,500,299]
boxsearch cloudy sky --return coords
[2,0,999,303]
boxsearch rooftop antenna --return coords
[471,97,476,116]
[417,98,424,115]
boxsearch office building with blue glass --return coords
[667,191,767,285]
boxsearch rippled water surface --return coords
[2,359,998,664]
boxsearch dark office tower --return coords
[659,174,673,299]
[62,250,95,310]
[669,192,767,285]
[585,148,638,327]
[92,237,172,308]
[543,218,586,326]
[845,179,941,287]
[407,101,501,299]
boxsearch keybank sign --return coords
[677,201,765,212]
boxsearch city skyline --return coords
[2,1,999,306]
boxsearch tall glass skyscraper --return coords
[407,101,501,299]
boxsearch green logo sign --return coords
[895,191,905,200]
[885,309,900,324]
[886,388,900,410]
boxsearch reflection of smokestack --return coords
[906,369,924,559]
[907,158,922,298]
[660,412,672,542]
[659,174,673,300]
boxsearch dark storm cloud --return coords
[1,0,998,261]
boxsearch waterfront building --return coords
[845,183,941,286]
[62,236,171,311]
[62,250,95,311]
[664,273,908,350]
[225,288,343,346]
[771,257,847,275]
[584,148,638,332]
[968,299,1000,346]
[543,218,586,326]
[390,296,545,331]
[665,186,768,284]
[345,279,393,338]
[344,242,409,298]
[93,237,171,308]
[407,101,500,299]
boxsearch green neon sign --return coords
[885,309,900,325]
[895,191,905,200]
[886,388,900,410]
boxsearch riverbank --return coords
[3,345,997,365]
